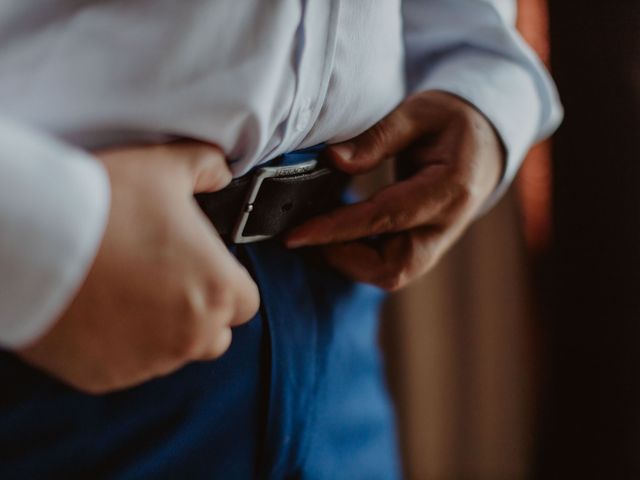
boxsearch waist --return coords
[195,145,349,244]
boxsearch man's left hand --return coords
[285,90,504,291]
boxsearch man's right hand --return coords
[17,142,260,394]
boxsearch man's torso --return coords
[0,0,405,175]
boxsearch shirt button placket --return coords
[295,96,313,132]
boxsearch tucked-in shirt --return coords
[0,0,562,347]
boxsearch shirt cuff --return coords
[0,118,110,348]
[411,48,556,214]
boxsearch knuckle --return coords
[172,326,202,360]
[440,173,474,215]
[178,280,234,323]
[175,286,205,322]
[206,284,237,323]
[368,123,391,153]
[202,327,233,360]
[171,288,211,359]
[175,305,235,360]
[370,212,397,233]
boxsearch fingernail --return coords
[331,143,355,162]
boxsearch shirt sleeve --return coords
[0,116,110,348]
[402,0,563,211]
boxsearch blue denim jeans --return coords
[0,225,400,479]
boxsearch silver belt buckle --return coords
[231,159,318,244]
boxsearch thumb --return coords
[326,105,421,175]
[169,141,232,194]
[190,145,233,194]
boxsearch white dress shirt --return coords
[0,0,562,347]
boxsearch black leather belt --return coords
[195,158,349,244]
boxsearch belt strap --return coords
[195,156,349,244]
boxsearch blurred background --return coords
[378,0,640,478]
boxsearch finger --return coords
[286,166,452,247]
[325,102,424,175]
[229,271,261,327]
[165,141,232,193]
[321,240,404,288]
[199,327,233,360]
[179,203,260,333]
[322,227,440,291]
[204,230,260,327]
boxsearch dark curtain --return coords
[537,1,640,478]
